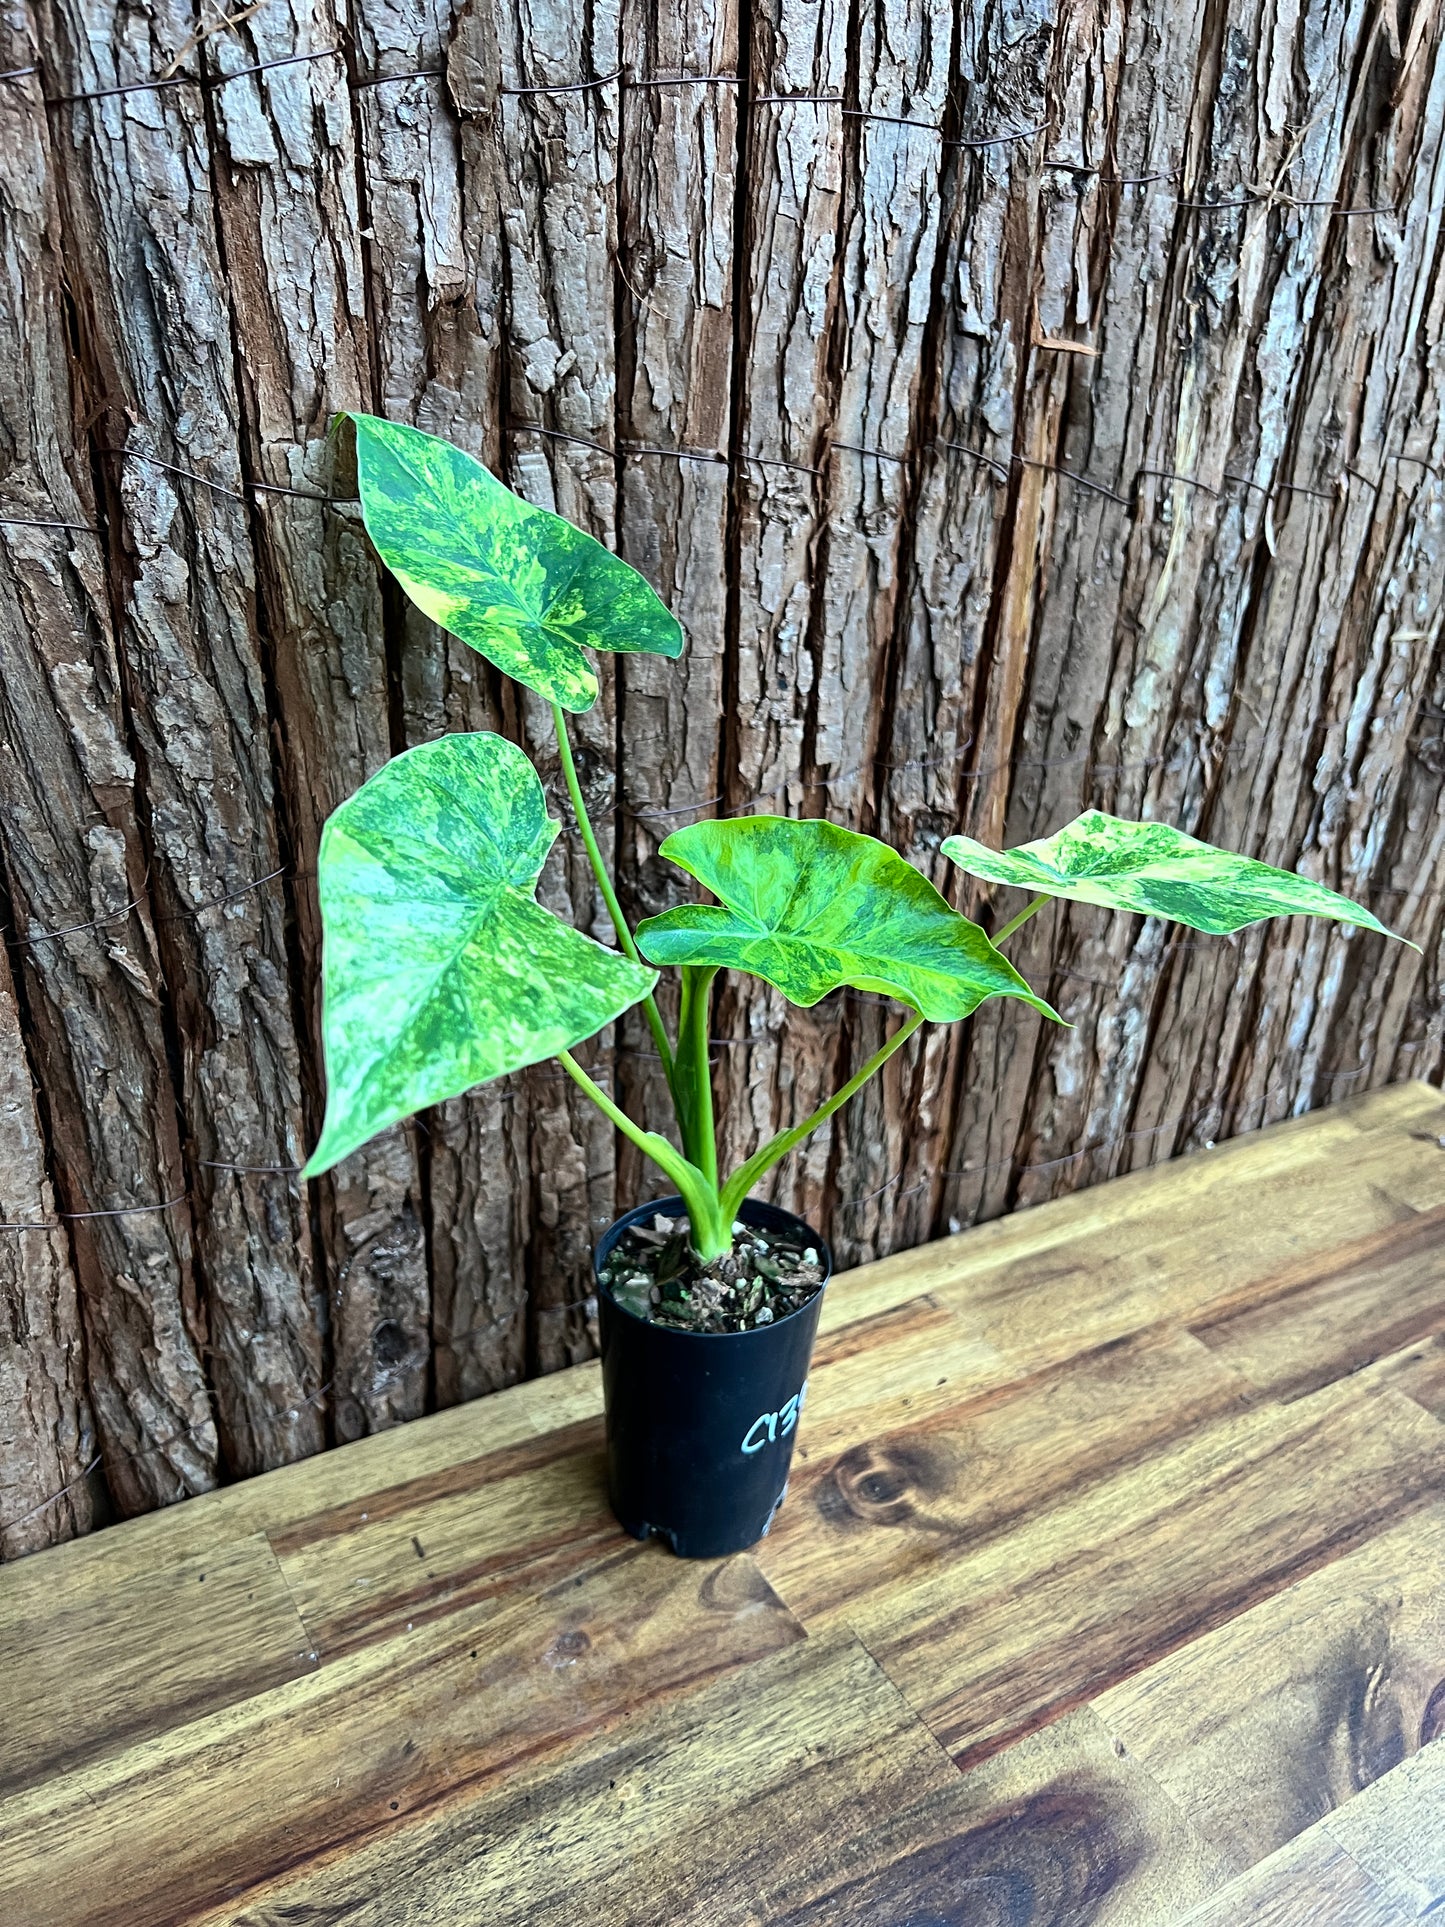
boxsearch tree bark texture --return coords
[1,0,1442,1551]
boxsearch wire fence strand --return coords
[0,32,1436,1555]
[0,46,1409,234]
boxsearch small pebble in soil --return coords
[601,1213,825,1334]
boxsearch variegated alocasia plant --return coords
[303,414,1409,1262]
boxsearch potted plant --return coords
[303,414,1408,1558]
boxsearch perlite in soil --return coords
[601,1213,825,1335]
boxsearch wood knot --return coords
[820,1438,948,1529]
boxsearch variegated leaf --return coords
[942,811,1408,940]
[304,732,656,1176]
[637,816,1060,1021]
[342,412,683,712]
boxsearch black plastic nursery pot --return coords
[594,1195,832,1559]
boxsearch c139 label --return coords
[740,1381,808,1456]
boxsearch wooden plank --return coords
[266,1414,617,1654]
[1365,1336,1445,1422]
[1180,1735,1445,1927]
[1179,1831,1412,1927]
[0,1544,803,1927]
[0,1360,605,1601]
[0,1531,316,1794]
[142,1630,1024,1927]
[839,1382,1445,1767]
[762,1325,1248,1624]
[1322,1737,1445,1917]
[1093,1505,1445,1867]
[1191,1204,1445,1400]
[937,1707,1235,1926]
[821,1082,1445,1339]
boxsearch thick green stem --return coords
[557,1050,730,1259]
[993,893,1049,946]
[719,1009,926,1225]
[674,965,719,1187]
[551,702,675,1083]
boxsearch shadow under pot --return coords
[594,1195,832,1559]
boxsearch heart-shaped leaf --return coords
[942,811,1409,941]
[636,816,1060,1022]
[341,412,683,712]
[304,732,657,1176]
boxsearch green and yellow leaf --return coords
[305,732,656,1176]
[637,816,1060,1022]
[942,810,1410,941]
[340,412,682,712]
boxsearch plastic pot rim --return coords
[593,1193,833,1341]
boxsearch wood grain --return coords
[1178,1831,1412,1927]
[930,1707,1236,1926]
[1366,1336,1445,1423]
[820,1080,1445,1341]
[763,1325,1249,1622]
[1322,1733,1445,1918]
[2,1098,1444,1921]
[4,0,1444,1530]
[0,0,214,1518]
[169,1632,1002,1927]
[1094,1505,1445,1866]
[1191,1203,1445,1401]
[845,1381,1445,1767]
[0,1545,802,1927]
[268,1413,616,1654]
[0,1357,605,1596]
[0,1530,316,1794]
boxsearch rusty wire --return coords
[0,45,1410,230]
[0,31,1433,1563]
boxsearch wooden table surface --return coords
[3,1082,1445,1926]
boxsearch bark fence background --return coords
[2,0,1443,1554]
